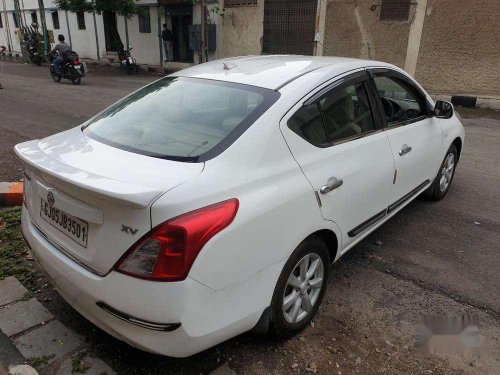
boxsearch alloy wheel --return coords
[439,153,455,192]
[282,253,324,324]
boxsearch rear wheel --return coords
[425,144,458,200]
[269,236,329,338]
[71,75,82,85]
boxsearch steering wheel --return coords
[380,97,395,122]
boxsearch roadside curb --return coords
[0,183,23,207]
[433,94,500,111]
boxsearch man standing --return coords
[161,24,173,62]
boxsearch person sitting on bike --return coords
[50,34,71,75]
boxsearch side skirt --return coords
[347,179,431,238]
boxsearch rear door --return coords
[280,71,395,248]
[368,70,443,212]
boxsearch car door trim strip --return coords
[348,209,387,238]
[387,179,430,213]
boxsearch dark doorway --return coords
[166,5,193,62]
[103,10,124,52]
[263,0,318,55]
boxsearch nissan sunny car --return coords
[16,55,464,357]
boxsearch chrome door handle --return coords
[320,177,343,194]
[399,144,412,156]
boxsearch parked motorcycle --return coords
[118,45,139,75]
[48,51,85,85]
[23,26,44,66]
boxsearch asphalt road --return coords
[0,61,499,374]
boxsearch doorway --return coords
[165,4,193,62]
[103,10,124,52]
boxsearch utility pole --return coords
[92,12,100,60]
[13,0,24,30]
[65,10,73,48]
[199,0,206,64]
[37,0,50,55]
[1,0,12,51]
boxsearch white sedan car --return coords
[16,56,464,357]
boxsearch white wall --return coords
[117,4,161,66]
[192,1,222,63]
[0,0,103,59]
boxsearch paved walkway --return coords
[0,277,114,375]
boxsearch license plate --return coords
[40,198,89,248]
[74,64,82,68]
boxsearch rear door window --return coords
[83,77,279,162]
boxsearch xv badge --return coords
[121,225,138,235]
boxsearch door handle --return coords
[399,144,412,156]
[320,177,343,194]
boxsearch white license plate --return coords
[74,64,82,68]
[40,198,89,248]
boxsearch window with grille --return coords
[224,0,258,8]
[138,6,151,33]
[52,11,60,30]
[380,0,411,21]
[76,11,86,30]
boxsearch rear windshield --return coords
[83,77,280,162]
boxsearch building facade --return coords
[1,0,499,96]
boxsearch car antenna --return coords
[223,62,237,70]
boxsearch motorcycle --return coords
[23,26,44,66]
[118,45,139,75]
[49,51,85,85]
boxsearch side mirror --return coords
[434,100,454,119]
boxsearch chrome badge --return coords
[47,191,55,207]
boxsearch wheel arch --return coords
[307,229,339,264]
[452,137,463,162]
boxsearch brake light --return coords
[115,199,239,281]
[73,58,80,65]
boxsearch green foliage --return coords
[54,0,141,17]
[0,207,40,290]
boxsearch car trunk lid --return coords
[16,127,204,274]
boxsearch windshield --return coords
[83,77,280,162]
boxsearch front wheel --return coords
[50,67,61,82]
[425,144,458,200]
[269,236,329,338]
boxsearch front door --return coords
[369,72,443,211]
[280,72,396,248]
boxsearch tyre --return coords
[71,76,82,85]
[50,68,61,82]
[269,236,329,338]
[425,144,458,201]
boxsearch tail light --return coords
[73,58,80,65]
[115,199,239,281]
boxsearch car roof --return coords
[174,55,391,91]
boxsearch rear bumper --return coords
[21,206,272,357]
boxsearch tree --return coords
[53,0,141,17]
[54,0,142,53]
